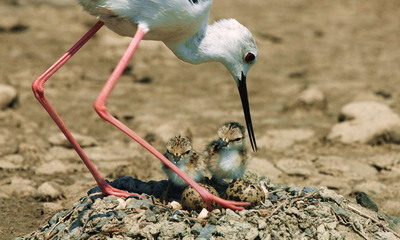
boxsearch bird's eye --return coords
[244,53,256,63]
[183,150,190,155]
[231,138,242,142]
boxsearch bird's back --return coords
[79,0,212,41]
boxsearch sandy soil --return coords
[1,0,400,238]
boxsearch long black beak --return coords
[238,72,257,152]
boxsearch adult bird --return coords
[32,0,258,210]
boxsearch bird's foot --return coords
[98,181,146,199]
[197,187,249,211]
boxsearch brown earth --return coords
[1,0,400,239]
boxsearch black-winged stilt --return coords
[32,0,258,210]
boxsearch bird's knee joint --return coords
[94,103,109,119]
[32,81,44,98]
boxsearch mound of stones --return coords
[14,174,400,240]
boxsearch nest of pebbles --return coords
[14,173,400,240]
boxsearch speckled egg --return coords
[181,183,219,212]
[225,179,265,209]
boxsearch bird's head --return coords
[217,122,246,150]
[212,19,258,151]
[165,136,192,164]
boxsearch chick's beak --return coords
[217,140,228,149]
[238,72,257,152]
[173,155,180,164]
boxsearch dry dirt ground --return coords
[1,0,400,239]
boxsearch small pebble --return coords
[48,132,97,148]
[198,208,209,219]
[302,187,318,195]
[356,192,378,212]
[197,225,215,240]
[191,222,203,235]
[0,84,17,110]
[268,195,278,200]
[170,200,182,210]
[146,210,157,222]
[115,198,127,210]
[42,202,64,215]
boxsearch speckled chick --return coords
[204,122,250,181]
[162,136,205,188]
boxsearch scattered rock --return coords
[368,154,400,171]
[257,128,315,152]
[34,160,82,175]
[0,192,10,198]
[248,157,282,180]
[0,84,17,110]
[275,158,315,177]
[353,181,387,196]
[42,202,64,215]
[0,133,18,157]
[314,155,378,181]
[48,132,98,148]
[0,177,36,197]
[283,87,327,113]
[328,101,400,144]
[0,160,21,171]
[34,181,64,201]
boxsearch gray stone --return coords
[356,192,378,212]
[191,223,203,235]
[288,186,303,194]
[258,219,267,230]
[146,210,157,222]
[225,209,241,221]
[330,205,349,220]
[302,187,318,194]
[197,225,215,240]
[245,227,259,240]
[317,187,345,204]
[126,198,143,209]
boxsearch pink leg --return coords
[32,21,144,199]
[94,26,249,211]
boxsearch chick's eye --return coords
[232,138,242,142]
[245,53,256,63]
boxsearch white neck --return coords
[163,21,228,65]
